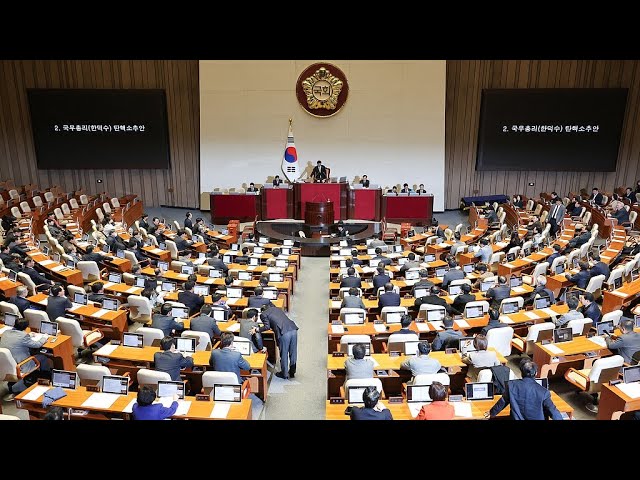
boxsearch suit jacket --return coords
[581,302,602,324]
[549,203,566,224]
[174,237,192,251]
[373,255,393,267]
[546,252,561,269]
[412,280,434,297]
[153,350,194,381]
[613,208,630,224]
[351,257,363,265]
[184,218,193,230]
[178,290,205,316]
[527,285,555,306]
[344,357,375,380]
[239,318,261,352]
[82,252,104,263]
[350,406,393,420]
[441,268,464,289]
[589,262,610,280]
[452,293,475,315]
[378,291,401,308]
[46,296,72,322]
[415,294,453,314]
[590,192,604,205]
[481,320,508,336]
[259,306,298,345]
[0,329,46,374]
[474,245,493,263]
[400,355,441,376]
[360,179,370,188]
[489,377,563,420]
[88,293,105,305]
[311,165,327,181]
[605,331,640,364]
[486,285,511,307]
[399,261,421,274]
[555,309,584,328]
[106,236,127,252]
[151,314,185,336]
[190,314,221,340]
[22,266,51,286]
[132,401,178,420]
[567,269,590,289]
[209,347,250,383]
[568,232,590,249]
[9,295,31,314]
[340,276,362,289]
[369,239,386,248]
[206,257,229,273]
[342,296,366,309]
[372,274,391,291]
[432,328,463,351]
[273,178,283,187]
[248,296,273,309]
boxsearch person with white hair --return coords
[9,286,30,315]
[526,275,555,306]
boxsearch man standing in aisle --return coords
[259,304,299,379]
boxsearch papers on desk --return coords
[51,265,66,272]
[589,335,607,348]
[455,319,470,328]
[429,321,444,331]
[610,290,628,298]
[404,280,417,287]
[226,323,240,332]
[265,267,284,274]
[103,282,115,289]
[503,263,515,269]
[373,323,387,333]
[122,398,137,413]
[92,309,110,318]
[210,402,231,419]
[174,400,191,416]
[126,286,139,294]
[453,401,473,418]
[81,392,120,409]
[150,248,163,254]
[499,315,514,324]
[545,344,564,355]
[331,324,345,334]
[331,300,341,309]
[40,259,55,266]
[360,267,376,274]
[225,298,239,306]
[495,242,508,249]
[616,382,640,399]
[416,322,432,332]
[232,280,243,286]
[204,278,216,284]
[331,256,345,261]
[540,308,558,318]
[247,266,256,271]
[408,402,427,418]
[512,286,527,294]
[524,311,539,320]
[94,344,119,356]
[21,385,50,401]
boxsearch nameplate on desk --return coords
[332,352,345,357]
[86,385,101,393]
[37,378,51,386]
[445,348,457,354]
[376,370,389,377]
[196,394,211,402]
[388,396,403,404]
[329,397,345,404]
[389,351,401,357]
[609,379,622,386]
[449,394,463,402]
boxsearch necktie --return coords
[552,205,558,221]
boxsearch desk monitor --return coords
[249,257,260,266]
[435,267,447,278]
[426,309,445,322]
[81,233,89,242]
[424,254,436,263]
[238,271,252,281]
[181,265,194,275]
[259,237,269,244]
[232,340,251,355]
[613,277,623,290]
[40,320,58,336]
[171,307,189,320]
[535,377,549,389]
[103,298,120,311]
[135,276,147,288]
[222,255,232,264]
[194,285,210,296]
[284,239,294,247]
[176,337,196,353]
[52,369,78,390]
[102,375,129,395]
[157,380,185,399]
[74,293,88,305]
[269,273,284,282]
[122,332,143,348]
[161,281,176,292]
[51,252,61,264]
[3,313,17,327]
[459,337,477,355]
[448,284,462,296]
[404,341,420,356]
[158,242,166,251]
[108,272,122,284]
[635,315,640,329]
[65,258,76,269]
[281,247,291,256]
[102,244,111,254]
[226,287,242,299]
[347,385,368,404]
[555,264,565,274]
[397,257,408,266]
[632,270,640,282]
[502,301,519,315]
[213,384,242,402]
[230,243,240,251]
[553,327,573,343]
[157,261,169,272]
[116,249,125,259]
[596,320,614,336]
[463,264,474,274]
[392,245,403,253]
[465,382,494,401]
[339,248,351,256]
[510,276,523,288]
[253,247,265,254]
[209,269,222,278]
[405,270,420,281]
[534,296,551,309]
[480,280,495,292]
[8,270,18,282]
[406,384,431,402]
[414,288,429,299]
[506,252,516,262]
[343,312,365,325]
[572,257,580,268]
[275,259,289,268]
[262,289,278,300]
[369,259,381,268]
[523,247,531,257]
[211,308,226,321]
[366,248,377,255]
[385,312,402,324]
[407,229,416,237]
[42,245,49,256]
[623,365,640,384]
[464,305,484,319]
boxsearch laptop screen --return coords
[449,285,462,296]
[222,255,232,264]
[209,269,222,278]
[158,242,166,250]
[194,285,209,296]
[102,375,129,395]
[52,369,78,389]
[269,273,284,282]
[249,258,259,266]
[555,264,565,274]
[635,315,640,329]
[157,381,185,399]
[596,321,614,336]
[281,248,291,256]
[385,312,402,324]
[258,237,269,244]
[171,307,190,319]
[108,272,122,284]
[157,261,169,272]
[284,239,294,246]
[74,293,88,305]
[463,264,474,274]
[435,268,447,278]
[253,247,264,254]
[424,254,436,263]
[535,377,549,389]
[623,365,640,383]
[465,305,484,319]
[122,332,143,348]
[226,287,242,299]
[406,384,431,402]
[459,337,477,355]
[8,270,18,282]
[553,327,573,343]
[405,270,420,280]
[339,249,351,256]
[502,302,519,314]
[369,259,380,268]
[510,276,523,288]
[238,271,252,281]
[344,313,365,325]
[534,296,551,309]
[102,244,110,254]
[51,253,61,264]
[613,277,623,290]
[506,253,516,262]
[465,382,495,400]
[135,276,146,288]
[3,313,17,327]
[231,244,240,251]
[262,289,277,300]
[404,341,419,355]
[232,340,251,356]
[427,309,445,321]
[212,309,226,321]
[65,258,76,269]
[414,288,428,299]
[161,281,176,292]
[42,245,49,256]
[398,257,408,266]
[366,247,377,255]
[181,265,194,275]
[116,249,125,259]
[347,343,371,356]
[176,337,196,353]
[103,298,119,311]
[40,320,58,336]
[213,384,242,402]
[480,281,495,292]
[275,259,288,268]
[347,386,368,404]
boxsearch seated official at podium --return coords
[273,175,284,187]
[247,182,259,193]
[386,186,398,195]
[310,160,328,183]
[400,183,412,193]
[416,184,427,194]
[360,175,370,188]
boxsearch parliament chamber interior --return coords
[1,59,640,423]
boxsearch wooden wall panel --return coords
[0,60,199,208]
[445,60,640,209]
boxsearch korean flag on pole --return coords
[281,119,299,182]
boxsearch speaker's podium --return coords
[305,200,334,226]
[294,181,348,226]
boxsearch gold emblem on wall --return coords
[296,63,349,118]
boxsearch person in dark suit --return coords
[605,317,640,363]
[259,304,299,379]
[611,203,631,225]
[178,281,205,316]
[548,198,566,236]
[147,217,161,236]
[488,359,563,420]
[412,270,434,297]
[386,186,398,195]
[184,212,193,230]
[589,253,610,280]
[88,282,106,305]
[625,187,636,204]
[9,286,31,315]
[589,187,604,206]
[209,332,251,383]
[0,244,12,265]
[240,308,265,353]
[526,276,555,306]
[126,239,149,265]
[248,286,274,309]
[372,247,392,267]
[566,226,591,251]
[206,252,229,274]
[481,308,508,335]
[400,183,412,194]
[138,214,151,232]
[190,304,221,342]
[372,266,391,291]
[580,292,602,324]
[348,250,362,266]
[567,261,591,289]
[82,245,106,263]
[21,257,52,290]
[451,283,475,315]
[174,231,193,252]
[359,175,370,188]
[345,343,375,380]
[415,286,454,315]
[432,316,463,351]
[441,257,464,289]
[46,284,72,321]
[399,252,421,275]
[273,175,283,187]
[154,336,194,381]
[235,247,250,265]
[416,184,427,194]
[152,303,185,337]
[396,314,414,335]
[3,253,22,274]
[546,244,563,270]
[342,287,366,309]
[210,294,231,320]
[567,197,583,216]
[512,195,524,208]
[350,386,393,420]
[378,283,401,307]
[246,182,259,193]
[106,231,127,253]
[485,276,511,309]
[340,268,362,289]
[310,160,328,183]
[132,385,178,420]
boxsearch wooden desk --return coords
[0,277,21,298]
[27,251,83,286]
[0,327,75,371]
[602,277,640,314]
[533,336,612,379]
[496,247,554,278]
[597,383,640,420]
[15,383,252,420]
[204,230,234,248]
[141,246,172,263]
